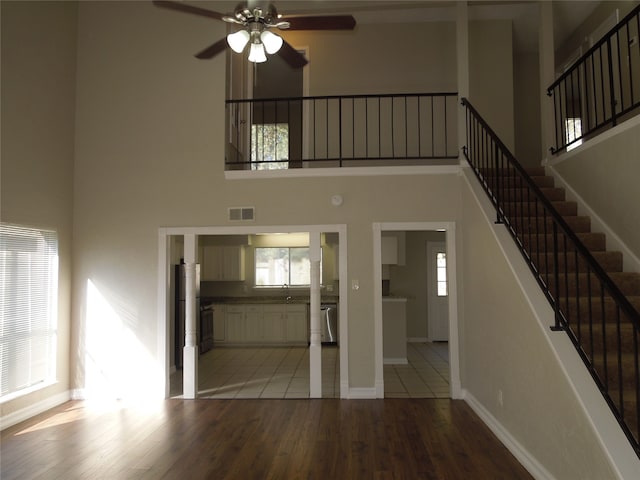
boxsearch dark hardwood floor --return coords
[1,398,532,479]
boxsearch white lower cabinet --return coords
[218,303,308,345]
[285,305,308,343]
[212,304,226,342]
[225,306,245,343]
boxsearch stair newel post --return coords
[551,222,563,331]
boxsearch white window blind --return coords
[0,224,58,399]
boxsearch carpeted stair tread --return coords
[562,296,640,321]
[500,187,566,202]
[523,232,607,252]
[516,215,592,233]
[532,251,623,273]
[502,200,578,216]
[544,272,640,297]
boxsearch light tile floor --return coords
[384,342,450,398]
[170,342,449,399]
[171,345,340,399]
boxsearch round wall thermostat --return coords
[331,194,343,206]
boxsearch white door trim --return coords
[373,222,461,399]
[157,224,348,399]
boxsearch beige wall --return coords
[67,1,467,394]
[0,1,77,418]
[469,20,515,151]
[514,52,543,167]
[555,1,639,70]
[460,177,617,479]
[281,21,458,96]
[552,121,640,262]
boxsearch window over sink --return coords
[255,247,321,286]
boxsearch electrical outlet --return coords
[497,390,504,407]
[351,279,360,290]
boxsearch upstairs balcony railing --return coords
[548,4,640,153]
[462,97,640,458]
[225,92,458,170]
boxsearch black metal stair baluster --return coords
[600,281,609,390]
[627,22,634,106]
[616,30,624,113]
[551,222,563,331]
[418,96,422,157]
[634,326,640,441]
[600,46,608,124]
[575,247,582,347]
[339,97,343,165]
[615,304,624,419]
[587,264,595,362]
[365,97,369,159]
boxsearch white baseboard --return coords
[463,390,555,480]
[71,388,86,400]
[383,357,408,365]
[1,390,71,431]
[347,387,377,399]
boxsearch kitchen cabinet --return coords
[285,304,308,343]
[212,304,226,342]
[202,245,245,281]
[381,236,398,264]
[217,303,308,345]
[225,306,245,342]
[262,305,286,342]
[383,298,407,364]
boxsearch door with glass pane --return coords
[427,241,449,341]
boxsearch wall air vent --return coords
[228,206,255,222]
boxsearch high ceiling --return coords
[204,0,601,53]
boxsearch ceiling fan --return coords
[153,1,356,68]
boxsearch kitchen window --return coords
[0,224,58,400]
[251,123,289,170]
[255,247,319,286]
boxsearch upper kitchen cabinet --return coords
[381,235,398,264]
[202,245,246,281]
[381,232,406,265]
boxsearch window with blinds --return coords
[0,224,58,400]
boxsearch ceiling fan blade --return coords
[153,1,225,21]
[195,38,228,59]
[277,41,308,68]
[280,15,356,31]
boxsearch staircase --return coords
[487,166,640,454]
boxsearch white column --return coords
[539,1,555,163]
[309,232,322,398]
[183,234,198,399]
[457,1,469,158]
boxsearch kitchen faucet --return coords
[283,283,292,304]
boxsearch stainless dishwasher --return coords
[321,303,338,345]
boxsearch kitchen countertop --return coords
[202,296,339,305]
[382,296,407,302]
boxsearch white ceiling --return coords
[206,0,602,52]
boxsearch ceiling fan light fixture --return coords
[227,29,250,53]
[260,30,283,54]
[248,42,267,63]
